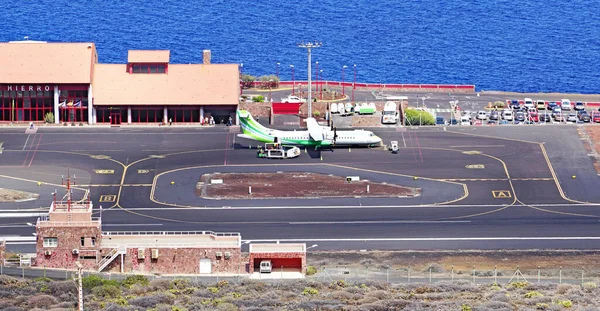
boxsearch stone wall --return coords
[239,102,271,119]
[249,252,306,274]
[104,247,243,275]
[36,225,102,270]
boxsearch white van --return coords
[502,110,514,121]
[524,98,534,109]
[381,101,398,124]
[561,99,572,111]
[259,260,272,273]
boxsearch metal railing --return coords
[37,217,101,227]
[102,231,240,237]
[97,247,125,272]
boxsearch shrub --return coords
[525,291,544,299]
[171,278,191,290]
[302,287,319,295]
[27,294,58,308]
[49,281,77,296]
[536,302,549,310]
[306,266,317,275]
[404,108,435,125]
[44,112,55,123]
[582,282,597,292]
[217,280,229,288]
[425,263,445,273]
[554,299,573,308]
[151,279,172,291]
[252,95,265,103]
[33,277,53,283]
[82,275,104,290]
[129,293,173,308]
[92,284,122,299]
[313,110,321,117]
[330,280,347,289]
[493,101,505,108]
[207,287,219,294]
[122,275,150,288]
[461,304,472,311]
[508,281,529,289]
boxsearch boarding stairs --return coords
[98,246,126,272]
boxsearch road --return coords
[0,124,599,252]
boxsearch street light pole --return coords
[315,61,319,96]
[297,41,322,118]
[352,64,356,102]
[342,65,347,97]
[269,79,273,102]
[276,62,280,80]
[290,65,295,95]
[320,70,324,100]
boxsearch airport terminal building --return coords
[0,41,239,125]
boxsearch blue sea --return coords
[1,0,599,93]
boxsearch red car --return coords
[593,112,600,123]
[528,112,539,122]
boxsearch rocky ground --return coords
[196,172,420,200]
[581,125,600,174]
[0,188,37,202]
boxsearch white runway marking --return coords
[102,224,163,227]
[289,220,471,225]
[22,135,30,150]
[0,213,47,218]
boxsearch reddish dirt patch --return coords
[196,172,420,199]
[582,125,600,174]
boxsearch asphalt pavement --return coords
[1,124,599,252]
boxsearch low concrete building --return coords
[249,243,307,274]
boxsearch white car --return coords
[476,111,488,120]
[524,98,534,109]
[567,112,578,122]
[561,99,572,111]
[502,110,514,121]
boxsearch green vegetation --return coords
[404,108,435,125]
[306,266,318,276]
[493,101,505,108]
[251,95,265,102]
[44,112,54,123]
[2,274,600,310]
[313,110,321,118]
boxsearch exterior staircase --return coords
[98,246,126,272]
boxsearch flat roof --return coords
[92,63,240,105]
[250,243,306,253]
[128,50,170,63]
[0,42,96,84]
[101,231,241,248]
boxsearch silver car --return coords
[567,113,578,122]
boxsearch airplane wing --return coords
[305,118,323,141]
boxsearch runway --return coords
[0,124,599,252]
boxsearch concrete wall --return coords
[104,247,243,274]
[239,102,271,119]
[35,225,102,270]
[249,252,306,274]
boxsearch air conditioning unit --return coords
[72,249,79,255]
[224,251,231,259]
[215,251,223,258]
[137,248,145,259]
[151,249,159,259]
[44,250,52,256]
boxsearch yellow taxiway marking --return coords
[465,164,485,169]
[99,195,117,202]
[492,190,512,198]
[94,169,115,174]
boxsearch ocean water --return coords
[1,0,599,93]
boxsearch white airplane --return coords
[236,110,381,147]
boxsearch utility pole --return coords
[76,261,83,311]
[297,41,322,118]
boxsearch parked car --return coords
[436,116,447,125]
[561,99,572,110]
[578,110,591,122]
[592,112,600,123]
[502,110,513,121]
[524,98,534,109]
[476,111,488,120]
[536,100,546,110]
[574,102,585,111]
[489,110,499,120]
[547,102,558,109]
[515,111,525,122]
[511,100,520,109]
[567,112,578,122]
[540,113,552,123]
[529,111,539,122]
[552,106,562,117]
[554,114,564,122]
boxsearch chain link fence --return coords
[310,265,600,286]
